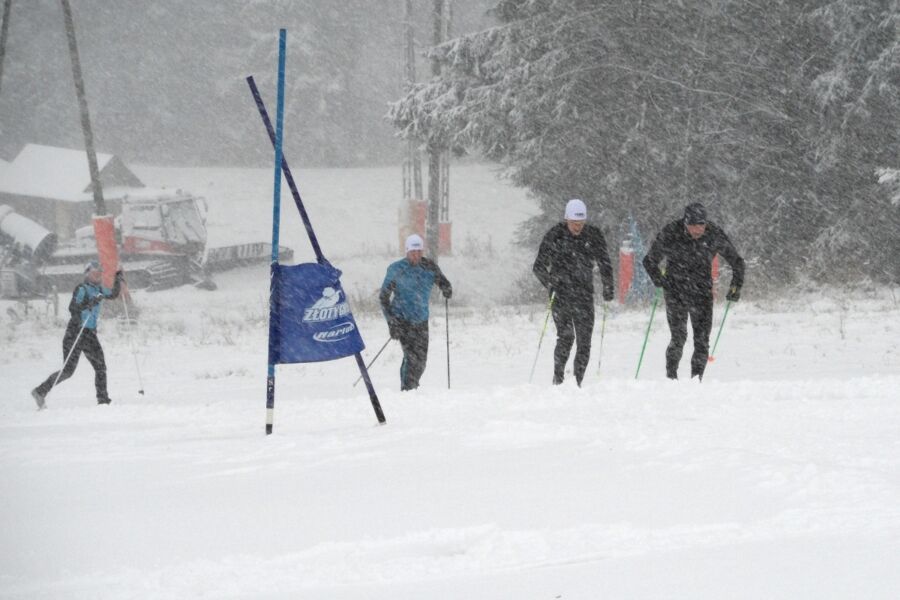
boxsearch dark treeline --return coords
[0,0,494,167]
[391,0,900,287]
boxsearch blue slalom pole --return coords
[265,29,287,435]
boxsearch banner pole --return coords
[248,73,385,425]
[353,338,392,387]
[247,75,324,264]
[354,354,386,424]
[265,29,287,436]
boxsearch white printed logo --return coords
[312,322,356,343]
[303,287,351,322]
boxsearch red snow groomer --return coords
[1,192,292,299]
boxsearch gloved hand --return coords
[726,286,741,302]
[442,287,452,300]
[87,296,104,308]
[547,274,561,297]
[602,285,614,303]
[115,269,126,282]
[387,317,400,340]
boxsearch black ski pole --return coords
[120,291,144,396]
[445,296,450,390]
[353,338,392,387]
[597,301,608,374]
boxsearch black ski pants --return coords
[552,296,595,386]
[397,319,429,391]
[664,292,713,379]
[36,322,108,399]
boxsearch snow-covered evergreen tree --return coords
[391,0,900,286]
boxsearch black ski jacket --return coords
[533,223,614,303]
[642,220,744,299]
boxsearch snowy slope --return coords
[2,165,899,599]
[133,163,539,306]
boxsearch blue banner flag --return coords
[269,262,365,364]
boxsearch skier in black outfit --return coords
[380,234,452,391]
[533,199,614,386]
[642,202,745,380]
[32,260,124,408]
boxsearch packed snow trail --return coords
[2,165,898,598]
[2,284,899,599]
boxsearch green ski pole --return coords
[597,301,608,374]
[635,287,662,379]
[707,300,732,363]
[529,292,556,383]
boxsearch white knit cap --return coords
[84,259,103,273]
[564,199,587,221]
[405,234,424,252]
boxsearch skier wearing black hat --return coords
[642,203,744,380]
[31,260,124,408]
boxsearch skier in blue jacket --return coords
[32,260,124,408]
[380,234,452,391]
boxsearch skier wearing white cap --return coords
[533,199,614,386]
[379,234,452,391]
[31,260,125,408]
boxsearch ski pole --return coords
[707,300,733,363]
[48,313,91,395]
[528,292,556,383]
[597,301,608,374]
[353,337,392,387]
[120,288,145,395]
[635,286,662,379]
[445,296,451,390]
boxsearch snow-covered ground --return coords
[2,165,899,599]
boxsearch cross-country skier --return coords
[31,260,124,408]
[380,234,452,391]
[642,202,745,380]
[532,199,614,386]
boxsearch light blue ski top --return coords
[73,283,112,330]
[379,257,451,324]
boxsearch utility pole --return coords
[404,0,422,202]
[425,0,449,262]
[401,0,423,251]
[0,0,11,96]
[61,0,119,287]
[61,0,105,216]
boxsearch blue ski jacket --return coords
[380,257,451,324]
[68,276,122,330]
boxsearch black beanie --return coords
[684,202,707,225]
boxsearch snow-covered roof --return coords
[0,144,137,203]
